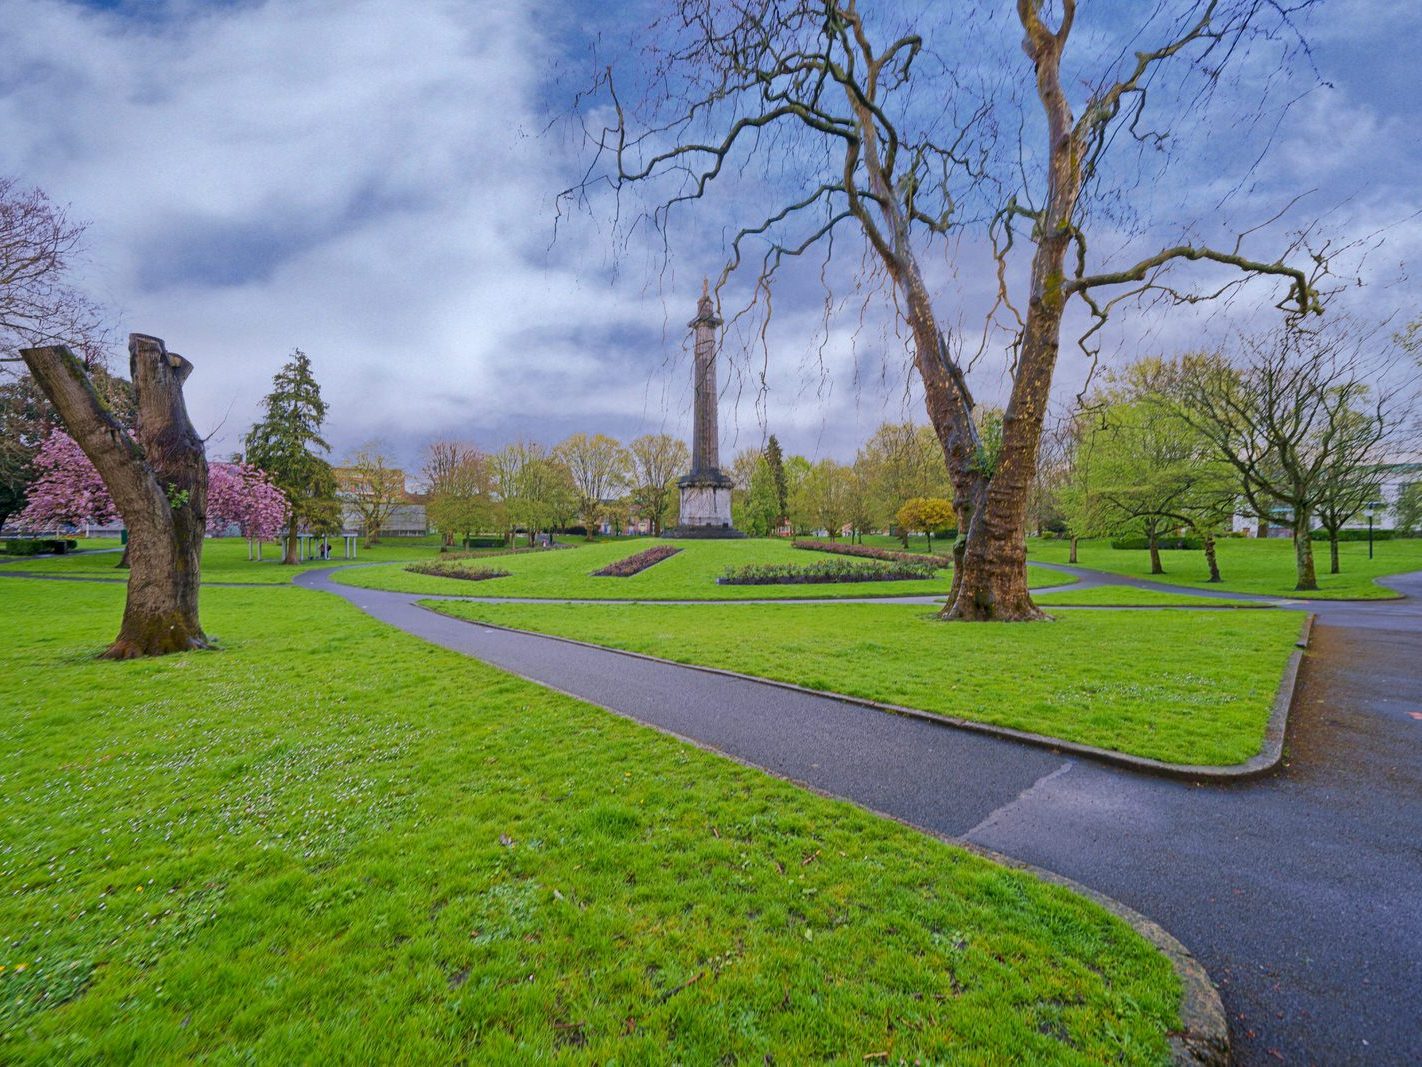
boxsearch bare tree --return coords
[421,439,482,545]
[1164,326,1394,590]
[1,179,106,356]
[342,442,404,547]
[627,432,689,536]
[567,0,1319,620]
[1308,402,1388,574]
[22,336,210,658]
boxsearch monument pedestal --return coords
[667,470,744,539]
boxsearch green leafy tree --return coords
[789,459,853,538]
[731,448,779,537]
[1395,481,1422,536]
[555,432,628,539]
[1075,397,1236,580]
[764,434,788,521]
[857,422,950,546]
[627,433,688,536]
[424,444,497,546]
[895,497,956,552]
[244,349,337,564]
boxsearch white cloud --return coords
[0,0,1415,470]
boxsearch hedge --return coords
[1310,528,1395,542]
[0,538,79,556]
[1110,536,1202,551]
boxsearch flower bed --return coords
[403,561,512,582]
[718,559,938,585]
[792,538,949,568]
[593,545,682,577]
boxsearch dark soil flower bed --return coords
[718,559,938,585]
[792,539,950,568]
[404,561,512,582]
[593,544,682,577]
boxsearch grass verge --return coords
[426,600,1302,765]
[1033,586,1266,608]
[0,578,1180,1063]
[1027,536,1422,600]
[0,536,449,585]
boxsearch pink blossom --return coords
[16,431,117,531]
[18,430,289,542]
[207,462,288,540]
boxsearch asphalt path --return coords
[287,561,1422,1066]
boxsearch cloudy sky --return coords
[1,0,1416,473]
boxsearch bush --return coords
[0,538,79,556]
[1110,535,1202,551]
[404,561,511,582]
[793,539,950,568]
[719,559,938,585]
[1309,528,1394,542]
[461,535,505,549]
[593,545,681,577]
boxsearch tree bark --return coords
[1293,510,1318,590]
[282,516,300,564]
[1068,535,1078,564]
[1202,532,1221,582]
[21,336,210,658]
[1328,531,1340,574]
[1147,526,1164,575]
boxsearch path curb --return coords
[424,604,1315,782]
[958,840,1229,1066]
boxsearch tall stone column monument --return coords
[668,281,743,538]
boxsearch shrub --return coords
[460,535,506,549]
[404,561,511,582]
[0,538,79,556]
[792,539,950,568]
[593,545,681,577]
[1110,535,1202,550]
[719,559,937,585]
[1309,528,1394,542]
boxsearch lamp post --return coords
[1366,508,1375,560]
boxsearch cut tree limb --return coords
[20,334,210,658]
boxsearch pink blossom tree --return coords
[207,462,288,552]
[16,430,117,531]
[20,430,288,558]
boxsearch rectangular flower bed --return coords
[593,545,682,577]
[792,539,949,568]
[404,562,512,582]
[718,559,938,585]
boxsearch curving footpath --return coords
[290,562,1422,1066]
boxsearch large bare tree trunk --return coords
[21,335,210,658]
[1328,532,1340,574]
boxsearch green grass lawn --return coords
[1033,586,1264,608]
[0,536,447,585]
[1028,536,1422,599]
[427,600,1302,765]
[0,578,1182,1063]
[334,538,1071,600]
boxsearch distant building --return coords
[1231,461,1421,536]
